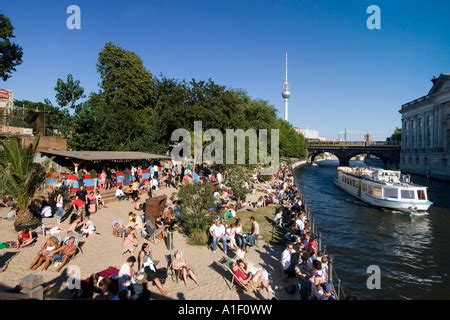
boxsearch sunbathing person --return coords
[29,236,60,270]
[172,250,199,286]
[231,260,273,293]
[18,227,36,248]
[52,236,79,272]
[236,259,274,294]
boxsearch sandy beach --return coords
[0,187,296,300]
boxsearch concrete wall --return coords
[400,152,450,181]
[21,136,67,152]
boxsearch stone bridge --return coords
[307,141,401,169]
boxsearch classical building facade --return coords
[399,73,450,180]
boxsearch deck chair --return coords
[166,252,183,283]
[165,254,180,283]
[112,219,124,237]
[218,258,258,293]
[54,232,82,269]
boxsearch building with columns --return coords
[399,73,450,180]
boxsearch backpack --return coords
[285,284,296,294]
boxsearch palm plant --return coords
[0,136,46,225]
[177,183,215,245]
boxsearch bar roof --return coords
[41,150,171,161]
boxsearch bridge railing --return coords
[308,141,400,148]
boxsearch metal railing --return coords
[297,183,347,300]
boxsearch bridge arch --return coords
[308,150,392,168]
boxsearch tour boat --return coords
[334,166,432,213]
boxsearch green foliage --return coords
[0,13,23,81]
[61,42,308,160]
[54,74,85,112]
[387,127,401,142]
[225,165,253,201]
[0,137,46,224]
[275,119,307,159]
[97,42,156,109]
[177,183,215,245]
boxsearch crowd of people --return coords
[1,158,338,300]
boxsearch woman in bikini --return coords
[29,236,60,270]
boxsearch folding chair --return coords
[165,254,181,283]
[219,258,257,293]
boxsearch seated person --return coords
[52,236,79,272]
[29,236,60,270]
[18,227,37,248]
[230,260,271,293]
[71,196,85,215]
[87,191,97,214]
[172,250,199,286]
[40,200,53,218]
[112,220,124,237]
[281,244,297,278]
[115,186,126,201]
[122,227,139,255]
[80,219,96,238]
[236,259,274,294]
[96,191,106,208]
[6,207,19,221]
[138,243,168,295]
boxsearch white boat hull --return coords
[334,178,432,213]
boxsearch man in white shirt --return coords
[209,219,227,254]
[115,186,126,201]
[295,217,305,235]
[118,256,136,292]
[281,244,296,277]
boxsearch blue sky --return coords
[1,0,449,140]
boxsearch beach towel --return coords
[97,267,120,279]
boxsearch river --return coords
[294,161,450,300]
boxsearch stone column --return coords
[20,274,44,300]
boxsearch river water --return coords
[294,161,450,300]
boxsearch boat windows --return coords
[368,185,373,195]
[417,189,427,200]
[362,184,367,192]
[401,190,416,200]
[383,188,398,199]
[373,187,382,197]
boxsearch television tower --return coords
[281,52,291,122]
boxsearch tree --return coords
[387,127,401,142]
[97,42,156,109]
[0,137,46,226]
[275,119,308,159]
[0,13,23,81]
[54,74,85,112]
[177,183,215,245]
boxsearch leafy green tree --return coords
[97,42,156,109]
[54,74,85,112]
[0,13,23,81]
[275,119,307,159]
[0,137,46,226]
[177,183,215,245]
[387,127,401,142]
